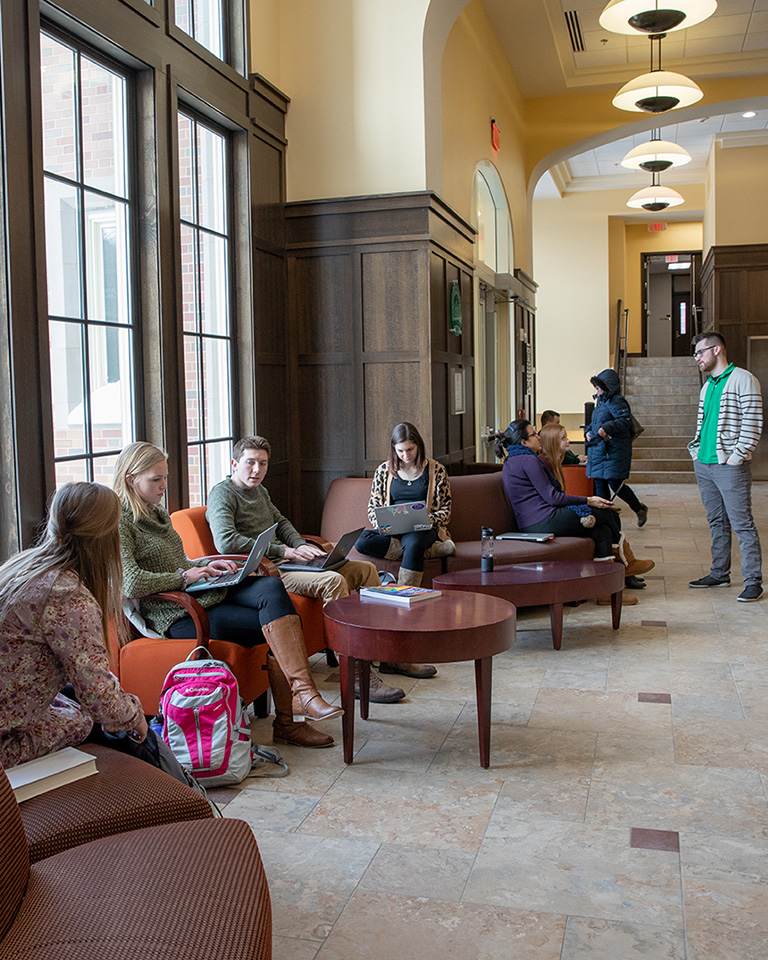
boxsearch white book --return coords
[7,746,98,803]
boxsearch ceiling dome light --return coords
[621,138,692,172]
[599,0,717,35]
[613,69,703,113]
[627,183,685,210]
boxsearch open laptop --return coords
[374,502,432,536]
[278,527,365,573]
[186,523,278,593]
[496,532,555,542]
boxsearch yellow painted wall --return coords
[711,141,768,246]
[440,0,529,269]
[623,219,704,353]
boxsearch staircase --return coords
[624,356,700,484]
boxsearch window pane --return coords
[205,441,230,492]
[55,459,88,487]
[49,320,86,457]
[40,35,78,180]
[184,336,201,442]
[92,453,119,485]
[202,338,231,438]
[178,114,194,223]
[81,57,128,198]
[187,444,203,507]
[84,193,131,323]
[199,232,228,335]
[45,178,83,318]
[180,224,198,332]
[196,124,226,232]
[88,325,134,452]
[176,0,224,60]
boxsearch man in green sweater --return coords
[207,436,405,703]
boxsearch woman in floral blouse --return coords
[0,482,147,768]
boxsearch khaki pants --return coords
[278,560,379,605]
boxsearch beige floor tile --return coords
[606,660,737,696]
[358,843,476,901]
[528,688,673,736]
[317,890,566,960]
[593,733,676,771]
[672,717,768,774]
[465,820,683,925]
[273,936,322,960]
[223,786,321,832]
[681,831,768,885]
[684,877,768,960]
[561,917,685,960]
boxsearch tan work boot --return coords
[379,662,438,678]
[262,615,343,722]
[354,666,405,703]
[597,590,638,605]
[267,655,335,748]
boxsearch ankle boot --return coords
[267,656,335,748]
[397,567,423,587]
[597,590,638,606]
[620,537,655,577]
[262,615,343,722]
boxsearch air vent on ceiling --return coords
[564,10,585,53]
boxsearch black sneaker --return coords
[738,584,763,602]
[624,575,647,590]
[637,505,648,528]
[689,575,731,588]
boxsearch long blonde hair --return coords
[113,441,168,522]
[539,423,567,491]
[0,482,125,643]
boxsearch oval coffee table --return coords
[323,592,516,768]
[433,561,624,651]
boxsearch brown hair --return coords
[113,441,168,522]
[539,423,567,491]
[387,422,426,476]
[233,435,271,461]
[0,482,125,644]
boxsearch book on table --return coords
[6,746,98,802]
[359,584,441,605]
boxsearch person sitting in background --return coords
[355,422,452,679]
[0,482,154,769]
[114,441,341,750]
[540,409,587,464]
[207,435,404,706]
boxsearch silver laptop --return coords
[496,532,555,542]
[374,502,432,536]
[186,523,278,592]
[279,527,364,573]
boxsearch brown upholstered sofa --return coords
[321,471,594,587]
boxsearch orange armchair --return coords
[107,590,270,716]
[170,506,331,663]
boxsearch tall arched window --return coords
[473,163,513,274]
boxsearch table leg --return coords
[474,656,493,769]
[358,660,371,720]
[339,655,356,764]
[549,603,564,651]
[610,589,623,629]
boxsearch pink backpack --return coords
[160,649,253,787]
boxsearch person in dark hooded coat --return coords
[586,368,649,527]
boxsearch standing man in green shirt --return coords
[688,332,763,601]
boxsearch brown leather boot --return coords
[262,615,343,722]
[620,537,655,577]
[597,590,638,605]
[267,656,335,748]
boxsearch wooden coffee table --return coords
[433,561,624,651]
[323,592,516,768]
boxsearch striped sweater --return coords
[688,366,763,465]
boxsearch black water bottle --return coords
[481,527,494,572]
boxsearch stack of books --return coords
[360,584,441,606]
[6,747,98,802]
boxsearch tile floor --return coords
[219,483,768,960]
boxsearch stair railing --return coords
[612,299,629,391]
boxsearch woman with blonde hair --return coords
[0,482,148,767]
[114,442,341,749]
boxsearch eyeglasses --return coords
[693,346,716,359]
[525,430,539,439]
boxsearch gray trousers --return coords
[694,460,762,585]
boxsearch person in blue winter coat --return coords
[586,368,649,527]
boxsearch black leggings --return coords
[355,528,439,572]
[167,575,295,648]
[522,508,614,558]
[593,478,643,514]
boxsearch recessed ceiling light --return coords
[743,111,757,119]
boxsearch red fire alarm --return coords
[491,119,500,152]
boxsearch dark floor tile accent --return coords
[207,786,244,808]
[630,827,680,852]
[638,692,672,704]
[644,545,663,550]
[641,620,667,627]
[326,672,340,683]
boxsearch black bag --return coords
[630,414,644,439]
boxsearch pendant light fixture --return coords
[599,0,717,35]
[626,173,685,210]
[621,131,692,172]
[612,34,703,113]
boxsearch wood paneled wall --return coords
[702,244,768,367]
[284,192,476,532]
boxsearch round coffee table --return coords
[433,561,624,651]
[323,592,516,768]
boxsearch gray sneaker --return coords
[738,584,763,602]
[355,668,405,703]
[689,575,730,588]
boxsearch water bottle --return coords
[481,527,494,572]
